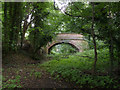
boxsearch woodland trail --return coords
[2,53,75,88]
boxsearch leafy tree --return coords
[2,2,23,54]
[28,2,53,58]
[53,1,120,75]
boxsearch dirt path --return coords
[22,70,71,88]
[2,53,73,88]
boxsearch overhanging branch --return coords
[53,0,91,18]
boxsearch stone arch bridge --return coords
[46,33,88,54]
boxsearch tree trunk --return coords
[3,3,8,53]
[9,2,14,51]
[22,15,29,47]
[21,14,33,48]
[109,35,114,76]
[117,47,120,76]
[91,3,98,75]
[108,3,114,76]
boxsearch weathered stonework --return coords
[46,33,88,54]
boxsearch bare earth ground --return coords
[2,53,77,88]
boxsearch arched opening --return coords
[48,42,79,54]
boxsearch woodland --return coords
[1,1,120,89]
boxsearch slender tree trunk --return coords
[9,2,14,51]
[3,3,8,53]
[108,3,114,76]
[91,3,98,74]
[88,34,91,49]
[117,47,120,76]
[21,18,27,48]
[14,3,19,51]
[22,15,29,47]
[18,3,23,49]
[20,25,23,48]
[109,35,114,76]
[21,14,33,48]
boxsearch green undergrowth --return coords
[2,75,22,89]
[29,70,42,79]
[40,48,120,88]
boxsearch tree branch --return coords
[54,0,59,10]
[23,8,35,21]
[53,0,91,18]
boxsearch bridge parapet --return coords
[56,33,83,40]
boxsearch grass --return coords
[40,48,120,88]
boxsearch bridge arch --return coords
[48,41,79,54]
[46,33,88,54]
